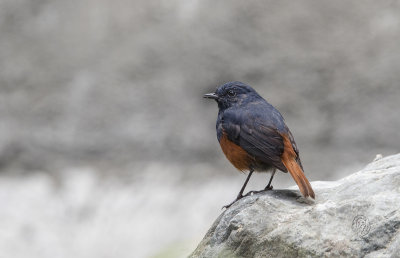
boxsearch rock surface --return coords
[190,154,400,258]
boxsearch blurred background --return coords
[1,0,399,257]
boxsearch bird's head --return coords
[204,81,261,110]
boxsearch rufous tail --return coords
[281,136,315,199]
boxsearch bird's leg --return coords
[223,169,254,209]
[236,169,254,199]
[264,169,276,190]
[244,170,276,197]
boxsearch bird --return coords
[204,81,315,208]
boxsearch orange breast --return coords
[219,133,252,171]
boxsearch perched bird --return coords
[204,81,315,208]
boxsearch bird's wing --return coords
[221,109,286,169]
[222,107,314,198]
[239,121,285,168]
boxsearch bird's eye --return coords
[227,90,236,97]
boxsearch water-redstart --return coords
[204,81,315,208]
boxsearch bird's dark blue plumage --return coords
[213,81,298,172]
[204,81,314,205]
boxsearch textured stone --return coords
[190,154,400,258]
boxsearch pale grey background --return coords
[0,1,399,257]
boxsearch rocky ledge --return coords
[190,154,400,258]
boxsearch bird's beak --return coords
[203,93,219,100]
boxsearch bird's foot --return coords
[264,185,273,191]
[244,190,264,196]
[244,186,273,197]
[222,195,243,210]
[222,186,274,210]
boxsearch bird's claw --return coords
[222,195,243,210]
[222,186,274,210]
[264,185,273,191]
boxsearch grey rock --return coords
[190,154,400,258]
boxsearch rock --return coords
[190,154,400,258]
